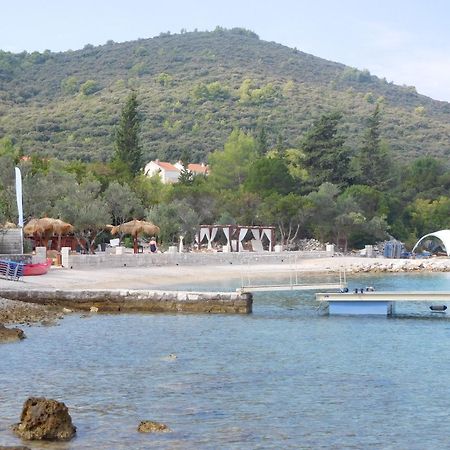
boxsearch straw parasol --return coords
[24,218,74,250]
[51,219,74,251]
[111,219,160,253]
[1,221,18,229]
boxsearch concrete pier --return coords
[0,289,252,314]
[316,291,450,316]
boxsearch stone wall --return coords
[64,250,331,269]
[0,289,253,314]
[0,229,22,254]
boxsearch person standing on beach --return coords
[149,237,158,253]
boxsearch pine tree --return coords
[114,92,142,175]
[357,104,391,189]
[301,112,353,189]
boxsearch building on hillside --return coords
[144,160,209,184]
[143,160,180,184]
[174,161,209,176]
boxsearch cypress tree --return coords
[114,91,142,175]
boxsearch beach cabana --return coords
[196,225,276,252]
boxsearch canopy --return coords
[412,229,450,256]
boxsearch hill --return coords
[1,28,449,164]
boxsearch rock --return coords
[0,324,25,343]
[12,397,76,441]
[137,420,170,433]
[0,446,31,449]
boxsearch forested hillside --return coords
[1,28,449,164]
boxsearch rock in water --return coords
[12,397,76,441]
[0,446,31,449]
[0,324,25,343]
[137,420,170,433]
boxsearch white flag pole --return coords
[15,167,24,254]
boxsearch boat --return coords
[23,258,53,276]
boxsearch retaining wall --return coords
[0,289,253,314]
[64,250,332,269]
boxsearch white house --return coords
[144,160,209,184]
[143,160,180,184]
[174,161,209,176]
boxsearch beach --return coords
[2,255,450,291]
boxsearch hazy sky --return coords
[2,0,449,102]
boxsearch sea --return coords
[2,271,450,449]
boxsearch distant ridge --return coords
[0,28,449,163]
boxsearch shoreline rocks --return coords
[12,397,76,441]
[0,324,25,343]
[137,420,170,433]
[0,297,62,326]
[339,258,450,274]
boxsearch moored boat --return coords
[23,258,52,276]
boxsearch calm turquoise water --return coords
[2,272,450,449]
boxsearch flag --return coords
[15,167,23,227]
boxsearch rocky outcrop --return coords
[0,446,31,449]
[12,397,76,441]
[0,297,62,325]
[0,324,25,343]
[137,420,170,433]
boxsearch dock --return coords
[316,291,450,316]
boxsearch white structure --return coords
[412,229,450,256]
[174,161,209,176]
[144,160,180,184]
[144,160,209,184]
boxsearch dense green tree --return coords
[401,156,445,199]
[356,104,392,189]
[54,180,111,253]
[208,130,257,191]
[258,193,312,246]
[244,155,295,195]
[301,112,353,189]
[113,91,142,176]
[0,153,17,222]
[307,183,340,243]
[103,181,144,225]
[407,196,450,238]
[255,126,269,156]
[146,200,199,245]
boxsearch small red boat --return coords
[23,258,53,276]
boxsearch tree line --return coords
[1,93,449,253]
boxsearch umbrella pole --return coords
[134,236,138,254]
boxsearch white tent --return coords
[412,230,450,256]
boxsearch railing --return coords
[239,257,347,292]
[0,259,24,281]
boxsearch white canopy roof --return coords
[412,229,450,256]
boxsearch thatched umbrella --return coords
[24,218,47,246]
[51,219,74,251]
[111,219,160,253]
[24,218,73,250]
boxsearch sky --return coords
[1,0,450,102]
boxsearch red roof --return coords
[188,163,209,174]
[155,161,179,172]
